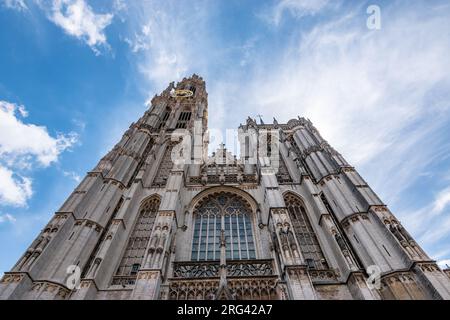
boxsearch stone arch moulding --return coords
[281,190,307,205]
[138,193,162,208]
[187,185,261,261]
[188,186,259,215]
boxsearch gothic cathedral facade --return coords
[2,75,450,300]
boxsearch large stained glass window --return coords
[192,192,256,261]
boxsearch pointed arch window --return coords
[113,196,160,284]
[192,192,256,261]
[284,193,328,270]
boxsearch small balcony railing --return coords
[172,259,275,279]
[110,275,137,286]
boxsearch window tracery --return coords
[112,196,160,285]
[192,192,256,261]
[284,193,328,270]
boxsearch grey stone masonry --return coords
[1,74,450,300]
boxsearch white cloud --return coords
[0,100,77,207]
[0,166,32,207]
[0,213,17,224]
[43,0,113,54]
[0,100,78,167]
[1,0,28,11]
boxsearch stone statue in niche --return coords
[278,224,299,261]
[146,223,170,269]
[287,229,300,259]
[146,225,161,266]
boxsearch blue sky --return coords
[0,0,450,275]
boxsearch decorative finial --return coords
[256,114,264,124]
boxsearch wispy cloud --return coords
[0,213,17,224]
[71,117,86,131]
[404,186,450,249]
[1,0,28,11]
[433,187,450,214]
[123,0,213,91]
[260,0,336,25]
[62,170,81,183]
